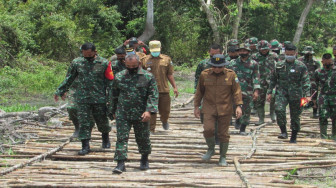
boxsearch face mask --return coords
[151,52,160,57]
[117,58,125,62]
[85,56,95,61]
[240,54,249,58]
[230,56,238,60]
[260,51,269,57]
[323,64,332,70]
[285,55,296,62]
[305,54,312,59]
[127,51,135,55]
[127,67,138,74]
[272,50,280,55]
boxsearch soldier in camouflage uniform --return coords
[111,47,127,75]
[111,54,158,174]
[227,43,260,135]
[224,39,239,61]
[251,40,278,125]
[269,39,282,123]
[55,43,113,155]
[248,37,259,54]
[298,46,321,118]
[312,53,336,140]
[267,44,311,143]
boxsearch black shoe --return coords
[102,133,111,148]
[113,160,126,174]
[290,130,298,143]
[78,139,90,155]
[278,126,288,139]
[239,124,248,135]
[312,113,319,119]
[162,122,169,130]
[140,154,149,170]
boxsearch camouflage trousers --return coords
[275,96,302,131]
[241,96,252,125]
[114,118,151,161]
[318,95,336,138]
[77,103,111,140]
[255,87,267,110]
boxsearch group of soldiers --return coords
[54,39,178,174]
[54,36,336,173]
[194,38,336,165]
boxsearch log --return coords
[171,96,194,108]
[233,157,252,188]
[0,137,71,176]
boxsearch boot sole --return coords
[113,169,126,174]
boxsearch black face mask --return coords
[117,58,125,62]
[230,55,238,60]
[272,50,280,55]
[305,54,312,59]
[260,51,269,57]
[240,54,249,58]
[127,67,138,74]
[324,64,332,70]
[85,56,95,61]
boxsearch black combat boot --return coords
[113,160,126,174]
[140,154,149,170]
[239,124,248,136]
[78,139,90,155]
[234,119,241,130]
[289,130,298,143]
[278,126,288,139]
[102,133,111,148]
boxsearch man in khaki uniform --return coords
[194,54,243,166]
[142,40,178,133]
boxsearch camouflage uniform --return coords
[55,56,112,140]
[249,37,259,54]
[111,68,158,161]
[111,59,127,76]
[298,46,321,118]
[195,59,211,91]
[227,57,260,127]
[251,44,278,124]
[267,59,311,132]
[313,66,336,139]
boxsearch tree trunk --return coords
[198,0,221,44]
[138,0,155,42]
[232,0,243,39]
[292,0,314,45]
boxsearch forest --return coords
[0,0,335,110]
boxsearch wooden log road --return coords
[0,106,335,187]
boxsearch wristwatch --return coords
[236,104,243,108]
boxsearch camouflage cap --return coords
[249,37,258,45]
[302,46,315,54]
[208,54,229,67]
[129,37,138,47]
[239,43,251,51]
[283,41,292,48]
[258,40,271,50]
[228,39,239,47]
[270,39,281,50]
[228,46,238,52]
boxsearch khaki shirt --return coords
[142,54,174,93]
[194,68,243,116]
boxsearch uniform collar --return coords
[151,54,163,59]
[209,68,225,75]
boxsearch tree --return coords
[138,0,155,42]
[293,0,315,45]
[232,0,243,39]
[198,0,221,43]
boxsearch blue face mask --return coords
[151,52,160,57]
[127,51,135,55]
[285,55,296,62]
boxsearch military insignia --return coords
[235,77,239,83]
[216,57,220,61]
[170,61,173,65]
[225,78,228,81]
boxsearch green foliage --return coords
[284,168,298,180]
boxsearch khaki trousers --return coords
[203,114,231,143]
[150,93,171,132]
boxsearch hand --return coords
[253,90,259,101]
[312,100,317,108]
[113,114,116,119]
[194,108,200,118]
[267,94,272,102]
[138,40,145,46]
[123,39,130,46]
[141,111,151,122]
[306,96,311,102]
[173,88,179,98]
[236,106,242,119]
